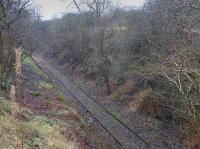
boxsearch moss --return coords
[23,57,48,80]
[59,94,65,102]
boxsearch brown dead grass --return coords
[110,79,135,100]
[181,122,200,149]
[129,88,157,115]
[66,113,81,122]
[129,89,150,112]
[187,132,200,149]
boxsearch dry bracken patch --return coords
[110,79,135,100]
[129,88,156,114]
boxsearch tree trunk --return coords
[105,75,111,94]
[0,30,4,64]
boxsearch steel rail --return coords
[68,78,154,149]
[33,55,154,149]
[55,75,125,148]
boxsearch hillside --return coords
[0,56,119,149]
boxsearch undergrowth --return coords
[0,98,77,149]
[23,56,48,80]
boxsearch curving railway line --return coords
[33,55,154,149]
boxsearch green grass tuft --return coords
[0,98,11,114]
[31,91,42,97]
[39,81,53,89]
[23,57,48,80]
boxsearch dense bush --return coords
[43,0,200,130]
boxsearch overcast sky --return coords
[32,0,145,20]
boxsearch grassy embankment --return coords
[0,56,87,149]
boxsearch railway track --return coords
[33,55,154,149]
[69,80,154,148]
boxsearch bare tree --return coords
[140,0,200,127]
[72,0,110,26]
[0,0,31,89]
[0,0,30,63]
